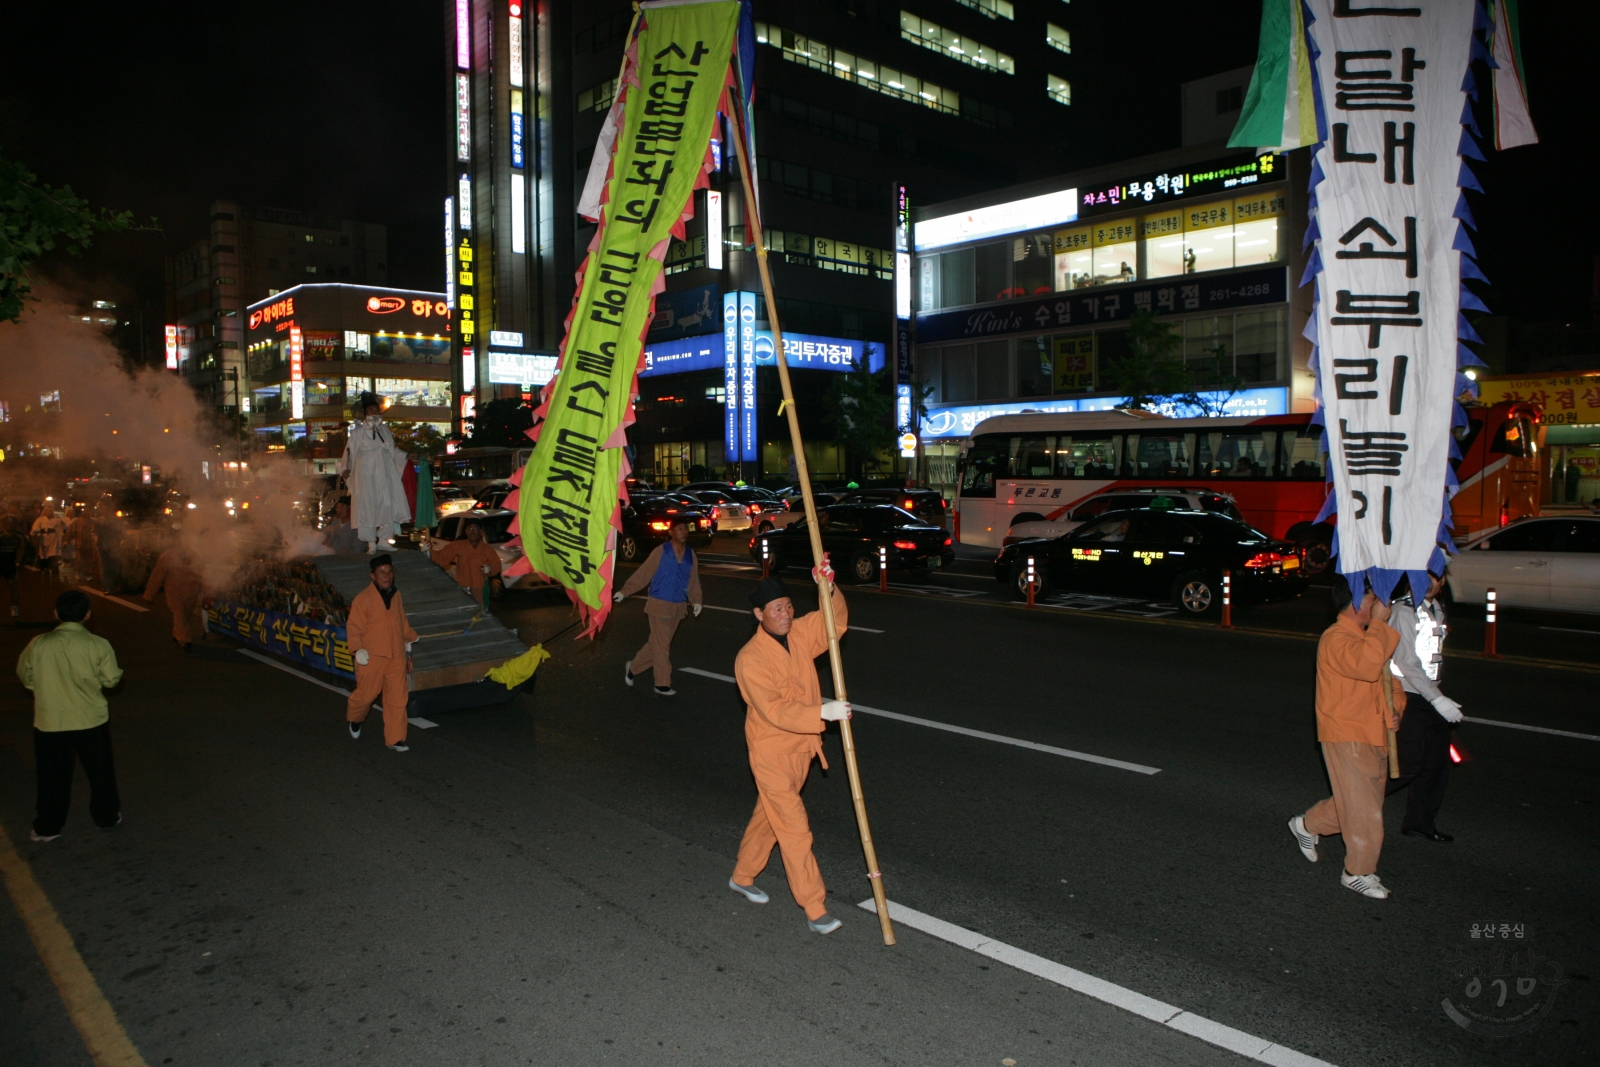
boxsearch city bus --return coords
[952,401,1543,554]
[436,446,534,494]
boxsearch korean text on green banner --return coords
[514,0,739,631]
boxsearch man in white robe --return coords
[338,393,412,553]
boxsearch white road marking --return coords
[677,669,1159,774]
[857,898,1335,1067]
[78,586,149,613]
[885,584,984,598]
[1463,716,1600,742]
[236,649,352,697]
[408,717,439,729]
[1539,625,1600,635]
[848,625,885,633]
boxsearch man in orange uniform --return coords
[1288,576,1407,899]
[431,520,502,608]
[143,544,204,651]
[728,565,852,935]
[345,554,419,752]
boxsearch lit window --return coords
[1048,74,1072,106]
[754,21,968,117]
[577,78,616,113]
[304,234,314,243]
[900,12,1014,74]
[952,0,1014,18]
[1046,23,1071,54]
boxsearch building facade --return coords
[244,284,453,472]
[907,143,1313,498]
[165,201,388,420]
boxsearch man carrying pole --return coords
[728,568,851,932]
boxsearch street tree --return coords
[464,397,534,448]
[0,150,137,323]
[822,359,895,480]
[1104,309,1244,416]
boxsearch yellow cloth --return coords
[17,622,125,732]
[486,644,551,689]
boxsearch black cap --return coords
[748,576,790,609]
[358,392,381,412]
[369,553,394,572]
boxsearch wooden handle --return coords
[1382,659,1400,779]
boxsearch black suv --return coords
[994,509,1307,615]
[618,500,713,562]
[831,488,949,528]
[750,504,953,582]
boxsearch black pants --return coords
[34,724,121,835]
[1386,698,1452,833]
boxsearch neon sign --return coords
[458,175,472,230]
[510,90,524,169]
[248,295,294,331]
[1132,551,1165,565]
[366,295,407,314]
[164,325,178,370]
[455,0,470,69]
[508,1,524,87]
[456,74,472,162]
[1071,548,1102,561]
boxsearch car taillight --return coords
[711,507,720,520]
[944,537,953,546]
[893,540,918,550]
[700,519,710,528]
[649,521,670,531]
[903,499,915,509]
[748,504,762,514]
[1243,552,1284,570]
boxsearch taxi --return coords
[993,509,1308,615]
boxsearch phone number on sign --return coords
[1210,283,1275,301]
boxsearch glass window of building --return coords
[1047,74,1071,106]
[918,348,944,403]
[942,344,976,402]
[1235,309,1286,382]
[975,339,1011,399]
[375,379,451,407]
[1183,316,1232,382]
[1053,334,1098,393]
[900,12,1015,74]
[953,0,1014,19]
[1013,233,1054,297]
[1231,190,1285,268]
[1053,226,1092,291]
[1046,23,1071,54]
[1092,220,1138,285]
[1017,336,1053,397]
[346,378,374,403]
[974,242,1012,304]
[1183,200,1235,274]
[1143,210,1186,279]
[306,377,342,406]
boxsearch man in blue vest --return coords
[615,516,702,696]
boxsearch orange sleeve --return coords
[1324,619,1399,682]
[789,587,847,660]
[736,646,823,735]
[346,592,372,651]
[433,542,460,573]
[479,544,502,578]
[396,593,419,644]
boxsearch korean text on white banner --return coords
[507,0,742,634]
[1236,0,1512,601]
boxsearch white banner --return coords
[1306,0,1475,592]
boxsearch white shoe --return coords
[807,913,842,935]
[728,878,769,904]
[388,741,409,752]
[1340,870,1389,899]
[624,664,635,687]
[1288,815,1318,863]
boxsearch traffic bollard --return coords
[879,544,888,592]
[761,538,770,578]
[1026,556,1037,608]
[1220,570,1233,629]
[1483,587,1500,658]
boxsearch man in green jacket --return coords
[17,590,125,841]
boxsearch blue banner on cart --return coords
[208,600,356,680]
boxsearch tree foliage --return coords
[1104,310,1244,416]
[390,421,449,459]
[821,360,895,478]
[463,398,534,448]
[0,150,136,323]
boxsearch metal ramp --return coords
[314,552,527,690]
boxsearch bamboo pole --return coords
[727,108,895,946]
[1382,659,1400,779]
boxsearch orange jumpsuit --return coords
[731,587,847,920]
[344,582,420,746]
[432,539,502,594]
[143,547,204,645]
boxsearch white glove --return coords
[812,554,835,586]
[481,565,490,574]
[820,699,851,721]
[1432,695,1464,723]
[692,603,702,617]
[405,642,413,653]
[613,590,626,603]
[354,649,370,666]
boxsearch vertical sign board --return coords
[444,198,455,308]
[739,290,758,462]
[288,326,305,420]
[1304,0,1475,598]
[722,291,739,460]
[164,325,178,370]
[508,1,524,87]
[705,190,723,270]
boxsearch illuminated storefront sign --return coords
[456,74,472,162]
[647,329,883,378]
[458,175,471,230]
[487,350,556,385]
[248,295,295,331]
[510,90,525,169]
[455,0,470,69]
[739,291,757,462]
[705,190,723,271]
[896,382,912,433]
[722,293,739,460]
[895,185,912,320]
[444,198,455,307]
[164,325,178,370]
[489,330,524,347]
[461,344,476,392]
[511,173,526,254]
[508,2,524,87]
[917,386,1290,438]
[915,187,1079,251]
[1077,152,1286,219]
[289,326,305,419]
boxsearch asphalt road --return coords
[1,552,1594,1067]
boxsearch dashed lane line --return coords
[677,668,1160,774]
[1,824,151,1067]
[236,649,352,697]
[857,898,1334,1067]
[1463,716,1600,742]
[697,604,884,632]
[78,586,149,613]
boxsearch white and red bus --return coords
[952,401,1543,553]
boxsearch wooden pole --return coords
[1382,658,1400,779]
[727,108,895,946]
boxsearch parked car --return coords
[749,504,954,582]
[683,489,752,531]
[994,509,1307,615]
[618,501,714,563]
[432,485,473,522]
[832,487,949,529]
[431,509,535,589]
[1004,487,1245,545]
[1445,516,1600,612]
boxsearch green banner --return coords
[517,0,739,620]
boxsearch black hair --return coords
[1329,574,1354,613]
[56,590,92,622]
[369,553,394,572]
[337,496,351,507]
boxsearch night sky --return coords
[3,1,1594,331]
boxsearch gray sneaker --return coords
[808,913,842,935]
[728,878,769,904]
